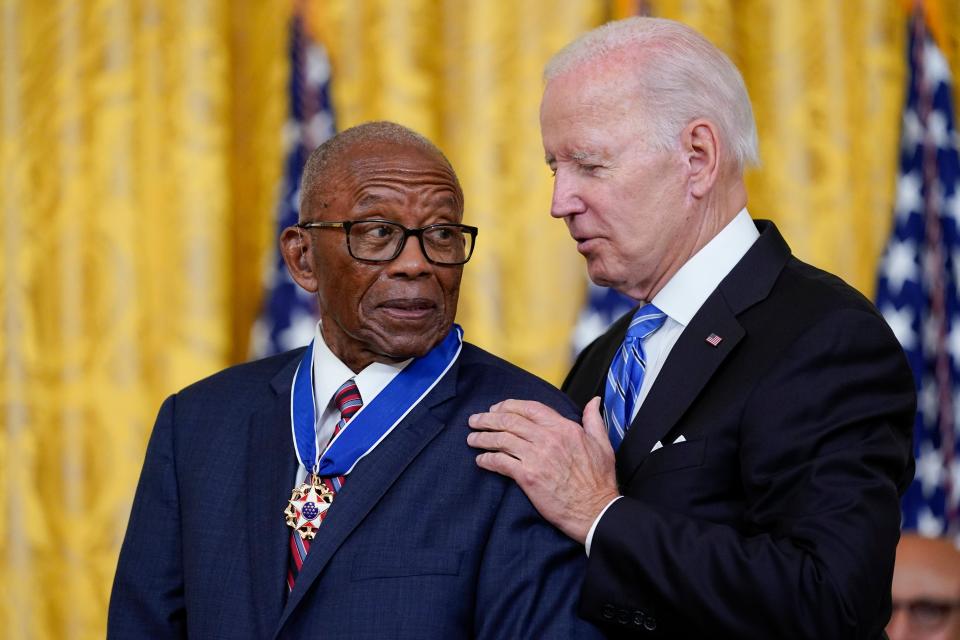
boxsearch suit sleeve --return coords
[580,308,915,639]
[472,393,604,639]
[474,480,605,639]
[108,395,187,639]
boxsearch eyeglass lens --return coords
[349,221,472,264]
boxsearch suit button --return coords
[645,616,657,631]
[602,604,615,620]
[617,608,630,625]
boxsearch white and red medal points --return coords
[285,480,334,540]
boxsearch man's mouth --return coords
[379,298,438,320]
[573,235,597,254]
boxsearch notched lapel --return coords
[614,220,790,485]
[247,358,301,638]
[616,293,744,485]
[274,361,459,636]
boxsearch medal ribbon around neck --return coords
[290,325,463,478]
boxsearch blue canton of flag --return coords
[875,9,960,542]
[250,12,336,357]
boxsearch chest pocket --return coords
[351,550,462,581]
[632,438,707,483]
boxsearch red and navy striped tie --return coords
[287,378,363,591]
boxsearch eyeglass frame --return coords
[295,218,479,266]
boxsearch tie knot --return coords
[333,378,363,423]
[626,303,667,341]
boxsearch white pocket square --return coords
[650,434,687,452]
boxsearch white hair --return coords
[545,17,760,171]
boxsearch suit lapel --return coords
[614,220,792,484]
[247,354,301,637]
[274,358,459,635]
[616,293,743,482]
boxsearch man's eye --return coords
[366,223,394,238]
[355,222,398,241]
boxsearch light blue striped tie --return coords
[603,304,667,450]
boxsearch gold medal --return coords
[284,474,335,540]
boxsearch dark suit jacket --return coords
[564,221,915,639]
[109,343,602,639]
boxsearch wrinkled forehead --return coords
[322,141,464,214]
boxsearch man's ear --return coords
[681,118,720,198]
[279,226,319,293]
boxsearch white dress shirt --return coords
[293,322,410,486]
[585,208,760,555]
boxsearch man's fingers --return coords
[475,450,523,480]
[467,429,530,459]
[468,409,538,441]
[582,397,608,443]
[488,399,557,422]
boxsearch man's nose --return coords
[387,233,432,276]
[550,171,586,219]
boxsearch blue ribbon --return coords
[290,325,463,477]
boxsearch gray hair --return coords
[299,121,462,215]
[545,17,759,171]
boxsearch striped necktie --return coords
[287,378,363,591]
[603,304,667,451]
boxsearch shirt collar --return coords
[311,322,410,414]
[652,208,759,326]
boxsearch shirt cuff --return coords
[585,495,622,557]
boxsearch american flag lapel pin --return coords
[705,333,723,347]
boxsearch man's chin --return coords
[372,329,451,362]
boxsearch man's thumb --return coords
[582,397,608,442]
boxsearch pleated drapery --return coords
[2,1,959,637]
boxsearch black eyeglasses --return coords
[296,219,478,266]
[891,599,960,630]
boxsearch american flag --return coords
[249,12,335,357]
[875,7,960,541]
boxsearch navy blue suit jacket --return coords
[564,221,916,638]
[109,342,602,639]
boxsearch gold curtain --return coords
[3,1,960,638]
[651,0,960,298]
[313,1,608,380]
[0,1,287,637]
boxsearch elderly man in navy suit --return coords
[108,121,602,639]
[469,17,916,639]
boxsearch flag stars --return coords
[882,304,917,350]
[882,239,919,295]
[923,41,951,88]
[916,441,945,499]
[902,109,923,150]
[895,171,923,218]
[278,308,318,351]
[926,111,951,149]
[917,505,945,538]
[946,191,960,227]
[949,321,960,365]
